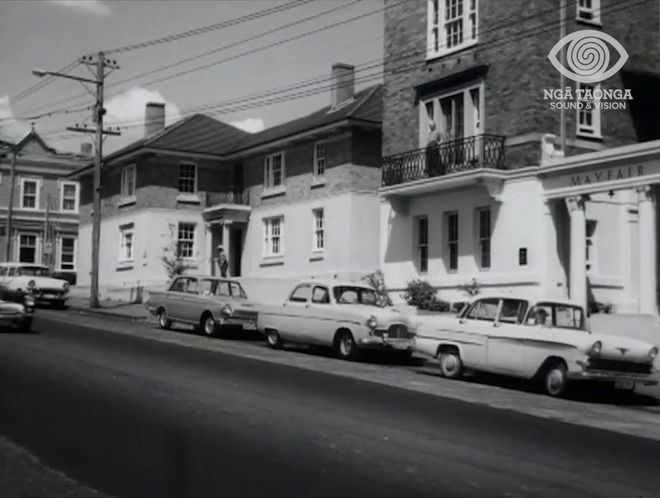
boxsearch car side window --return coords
[312,286,330,304]
[0,266,6,277]
[186,278,199,294]
[290,284,312,303]
[476,298,499,322]
[169,278,186,292]
[465,301,480,319]
[215,281,230,296]
[8,267,16,277]
[499,299,528,324]
[200,279,214,295]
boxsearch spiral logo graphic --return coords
[548,30,628,83]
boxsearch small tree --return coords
[458,278,481,298]
[363,269,392,306]
[403,279,450,312]
[161,223,186,280]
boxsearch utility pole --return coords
[34,53,120,308]
[559,0,567,154]
[5,147,17,262]
[43,194,50,267]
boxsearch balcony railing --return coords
[382,134,506,187]
[206,190,250,207]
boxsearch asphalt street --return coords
[0,315,659,498]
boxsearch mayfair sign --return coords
[569,164,645,187]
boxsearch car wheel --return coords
[336,330,359,361]
[544,361,568,397]
[438,349,463,379]
[265,329,283,349]
[201,314,218,338]
[157,309,172,330]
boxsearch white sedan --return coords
[258,280,415,360]
[412,295,658,397]
[0,263,70,308]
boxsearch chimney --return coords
[331,63,355,108]
[144,102,165,138]
[80,142,93,156]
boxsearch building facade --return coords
[0,132,85,278]
[73,66,383,298]
[379,0,660,313]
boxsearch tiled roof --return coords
[229,84,382,153]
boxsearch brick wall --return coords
[383,0,660,165]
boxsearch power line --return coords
[9,59,80,104]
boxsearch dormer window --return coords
[428,0,478,59]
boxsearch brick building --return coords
[0,131,86,276]
[72,65,383,298]
[379,0,660,314]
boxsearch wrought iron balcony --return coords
[381,134,506,187]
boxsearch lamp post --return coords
[33,54,119,308]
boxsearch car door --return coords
[457,298,498,369]
[486,298,532,375]
[280,284,313,342]
[179,277,202,323]
[306,285,334,346]
[166,277,188,320]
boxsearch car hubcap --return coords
[547,370,564,393]
[159,314,167,327]
[341,336,352,356]
[443,355,457,373]
[205,318,214,335]
[267,332,278,345]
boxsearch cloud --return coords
[48,0,111,16]
[230,117,265,134]
[0,96,31,142]
[104,87,182,139]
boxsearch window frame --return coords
[312,285,330,304]
[416,215,429,273]
[313,142,326,177]
[476,206,491,270]
[312,208,324,253]
[178,162,198,194]
[576,0,601,24]
[118,225,135,263]
[60,180,79,213]
[120,164,136,200]
[177,222,196,260]
[17,232,38,263]
[446,211,459,272]
[264,152,286,189]
[576,82,602,138]
[58,235,76,271]
[263,216,284,257]
[427,0,479,60]
[289,283,312,303]
[20,177,41,210]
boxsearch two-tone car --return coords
[412,295,658,397]
[0,294,35,333]
[0,263,70,308]
[145,275,258,337]
[258,280,415,360]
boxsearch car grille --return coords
[587,359,653,374]
[374,323,412,340]
[232,310,258,321]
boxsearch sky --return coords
[0,0,384,154]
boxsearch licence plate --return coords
[615,380,635,390]
[243,323,257,331]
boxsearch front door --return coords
[230,227,242,277]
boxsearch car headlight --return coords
[23,295,35,307]
[27,280,36,290]
[366,315,377,330]
[221,304,233,317]
[588,340,602,358]
[648,347,658,363]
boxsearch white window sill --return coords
[261,186,286,199]
[426,39,478,61]
[576,131,603,141]
[311,177,326,188]
[118,196,136,207]
[176,193,201,204]
[260,255,284,267]
[576,17,601,27]
[116,261,134,271]
[60,209,79,215]
[19,206,40,211]
[310,251,324,261]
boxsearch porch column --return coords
[222,221,231,277]
[204,223,213,275]
[637,186,657,314]
[565,196,587,310]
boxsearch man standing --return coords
[426,120,444,177]
[217,246,229,278]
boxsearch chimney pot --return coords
[331,63,355,108]
[145,102,166,138]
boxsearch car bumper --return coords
[567,369,658,385]
[218,317,258,331]
[0,310,33,323]
[358,335,412,351]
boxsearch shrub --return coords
[362,269,392,307]
[458,278,481,298]
[403,279,450,312]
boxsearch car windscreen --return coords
[333,286,381,307]
[229,282,247,298]
[16,266,49,277]
[525,303,586,330]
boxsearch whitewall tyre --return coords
[266,329,283,349]
[336,331,359,361]
[202,315,218,337]
[438,351,463,379]
[544,362,568,397]
[158,310,172,330]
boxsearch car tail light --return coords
[588,341,602,358]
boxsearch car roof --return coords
[173,274,242,282]
[469,294,582,308]
[293,279,374,289]
[0,262,47,268]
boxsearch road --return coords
[0,315,659,498]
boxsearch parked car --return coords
[258,280,415,360]
[412,295,659,397]
[0,263,70,308]
[0,294,35,333]
[145,275,258,337]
